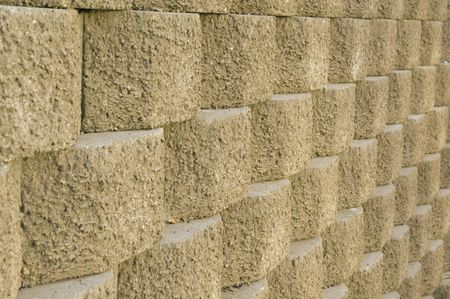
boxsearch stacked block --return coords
[393,167,418,224]
[376,125,403,185]
[399,262,423,299]
[387,70,412,125]
[347,251,384,299]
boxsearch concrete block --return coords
[0,162,21,299]
[411,66,437,114]
[222,180,291,286]
[382,225,410,293]
[230,0,296,16]
[338,139,378,209]
[428,0,448,21]
[165,108,251,220]
[403,0,429,19]
[417,154,441,204]
[322,207,364,287]
[441,144,450,188]
[426,107,448,154]
[17,271,117,299]
[342,0,375,18]
[291,156,339,241]
[268,237,323,298]
[399,262,423,299]
[251,93,312,181]
[408,205,432,261]
[347,251,384,299]
[312,84,356,157]
[328,18,370,83]
[0,6,81,163]
[118,215,223,299]
[444,229,450,271]
[202,14,275,108]
[375,0,404,19]
[444,21,450,62]
[297,0,345,17]
[382,292,401,299]
[393,167,419,224]
[222,279,269,299]
[21,129,165,286]
[323,284,349,299]
[83,11,201,132]
[368,19,397,76]
[0,0,131,9]
[276,17,329,93]
[403,114,427,167]
[433,272,450,299]
[133,0,229,13]
[421,21,443,65]
[396,20,422,69]
[432,189,450,239]
[354,76,389,139]
[421,240,445,295]
[387,70,412,125]
[376,125,404,185]
[436,63,450,107]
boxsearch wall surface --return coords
[1,0,450,298]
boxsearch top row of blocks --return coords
[0,0,448,21]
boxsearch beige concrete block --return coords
[329,18,370,83]
[297,0,345,17]
[404,0,429,19]
[433,272,450,299]
[118,216,223,299]
[222,278,269,299]
[251,93,312,181]
[276,17,329,93]
[323,284,349,299]
[444,21,450,62]
[0,162,21,299]
[342,0,375,18]
[432,189,450,239]
[268,237,323,299]
[393,167,419,224]
[412,66,437,114]
[322,207,364,287]
[396,20,422,69]
[428,0,448,21]
[133,0,229,13]
[382,225,410,293]
[382,292,401,299]
[444,229,450,271]
[0,0,131,9]
[441,144,450,188]
[338,139,378,209]
[368,19,397,76]
[0,6,81,163]
[387,70,412,125]
[17,271,117,299]
[421,21,443,65]
[347,251,384,299]
[165,108,251,220]
[312,84,356,157]
[222,180,291,286]
[436,63,450,107]
[426,107,448,154]
[421,240,445,295]
[230,0,296,16]
[399,262,423,299]
[21,130,165,286]
[83,11,200,132]
[202,14,275,108]
[403,114,427,167]
[291,156,339,241]
[354,76,389,139]
[363,184,396,252]
[408,205,432,261]
[377,125,404,185]
[375,0,404,19]
[418,154,441,204]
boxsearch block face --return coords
[426,107,448,154]
[291,156,339,241]
[441,144,450,188]
[444,21,450,62]
[354,76,389,139]
[0,0,131,9]
[0,163,21,299]
[0,6,81,163]
[421,21,443,65]
[230,0,297,16]
[408,205,432,261]
[432,189,450,239]
[342,0,375,18]
[393,167,418,225]
[222,180,291,286]
[403,114,427,167]
[403,0,429,19]
[436,63,450,107]
[329,18,370,83]
[411,66,437,114]
[118,216,223,299]
[375,0,404,19]
[312,84,356,157]
[276,17,329,93]
[376,125,404,185]
[421,240,445,295]
[83,11,201,132]
[399,262,422,299]
[433,272,450,299]
[396,20,422,69]
[367,19,397,76]
[387,70,412,125]
[268,237,323,299]
[222,278,269,299]
[417,154,441,204]
[445,230,450,271]
[297,0,345,17]
[165,108,251,220]
[133,0,229,13]
[251,93,312,181]
[347,252,384,299]
[428,0,448,21]
[201,14,275,108]
[21,130,165,286]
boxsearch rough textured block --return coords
[312,84,356,157]
[0,162,21,299]
[403,114,427,167]
[426,107,448,154]
[396,20,422,69]
[429,0,448,21]
[393,167,419,224]
[165,108,251,220]
[83,11,200,132]
[432,189,450,239]
[338,139,378,209]
[375,0,404,18]
[387,70,412,125]
[408,205,432,261]
[441,144,450,188]
[433,272,450,299]
[0,6,81,163]
[222,278,269,299]
[421,21,443,65]
[444,21,450,62]
[342,0,375,18]
[403,0,429,19]
[222,180,291,286]
[399,262,423,299]
[411,66,437,114]
[202,14,275,108]
[363,184,396,252]
[368,19,397,76]
[444,229,450,271]
[291,156,339,241]
[347,251,384,299]
[251,93,312,181]
[230,0,296,16]
[276,17,329,93]
[297,0,345,17]
[0,0,132,9]
[133,0,229,13]
[17,271,117,299]
[376,125,404,185]
[118,215,223,299]
[382,225,410,293]
[421,240,445,296]
[21,130,165,286]
[436,63,450,107]
[354,76,389,139]
[323,284,349,299]
[328,18,370,83]
[268,237,323,298]
[322,207,364,287]
[417,154,441,204]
